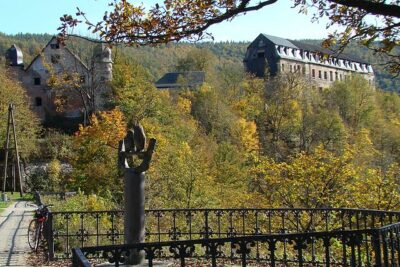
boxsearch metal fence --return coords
[71,221,400,267]
[44,208,400,262]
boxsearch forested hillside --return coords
[0,33,398,91]
[2,33,400,212]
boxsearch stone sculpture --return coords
[118,124,156,265]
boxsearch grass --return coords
[0,191,33,213]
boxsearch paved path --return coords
[0,201,35,266]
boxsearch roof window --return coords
[50,43,60,49]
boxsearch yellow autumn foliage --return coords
[71,109,127,194]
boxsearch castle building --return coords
[244,34,375,87]
[5,37,112,128]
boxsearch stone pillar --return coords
[124,171,145,264]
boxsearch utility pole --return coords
[2,104,23,197]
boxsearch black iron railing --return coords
[71,221,400,267]
[45,208,400,261]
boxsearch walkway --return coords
[0,201,34,266]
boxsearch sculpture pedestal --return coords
[124,170,145,265]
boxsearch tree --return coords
[111,55,162,122]
[0,66,41,159]
[325,75,375,129]
[60,0,400,73]
[251,146,355,209]
[70,109,126,195]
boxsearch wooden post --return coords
[2,104,23,197]
[9,104,23,197]
[12,163,15,194]
[2,104,11,194]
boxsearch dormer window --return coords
[34,77,41,85]
[50,43,60,49]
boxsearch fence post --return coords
[372,231,382,267]
[45,211,55,260]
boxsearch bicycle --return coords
[28,204,52,251]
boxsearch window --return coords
[50,43,60,49]
[302,66,306,74]
[281,63,285,71]
[330,71,333,81]
[289,65,293,72]
[318,70,322,79]
[335,72,338,80]
[51,55,60,64]
[324,71,328,80]
[35,97,42,106]
[34,77,41,85]
[312,69,315,78]
[64,74,72,81]
[339,74,343,81]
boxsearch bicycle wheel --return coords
[28,219,40,250]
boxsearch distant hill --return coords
[0,33,398,91]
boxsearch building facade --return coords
[5,37,112,127]
[244,34,375,87]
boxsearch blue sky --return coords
[0,0,333,42]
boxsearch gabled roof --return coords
[24,36,88,72]
[261,34,297,49]
[259,33,368,64]
[155,71,205,89]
